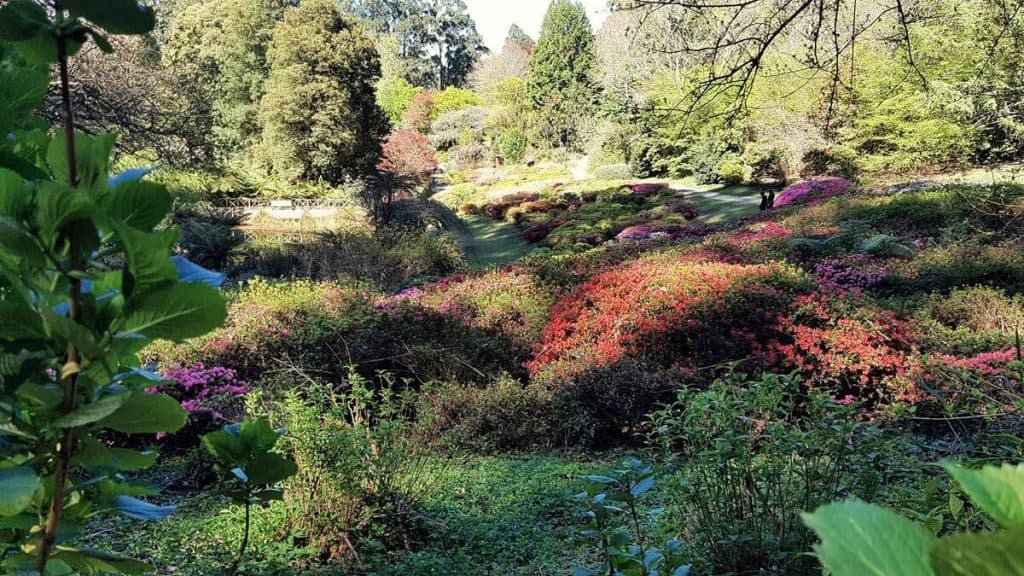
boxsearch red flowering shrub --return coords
[527,257,815,379]
[770,294,922,405]
[377,130,438,185]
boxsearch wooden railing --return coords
[216,198,351,211]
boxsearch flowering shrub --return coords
[158,363,250,416]
[377,131,438,185]
[813,257,886,291]
[628,182,668,195]
[772,294,922,405]
[384,269,554,350]
[527,257,815,379]
[728,222,792,244]
[774,177,853,208]
[665,198,700,219]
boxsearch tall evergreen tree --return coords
[162,0,287,161]
[526,0,598,149]
[258,0,389,182]
[339,0,485,88]
[507,23,534,49]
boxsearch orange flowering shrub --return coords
[527,257,814,379]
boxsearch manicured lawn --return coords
[675,184,768,225]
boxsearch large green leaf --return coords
[944,463,1024,530]
[98,392,186,434]
[101,180,171,231]
[0,300,44,340]
[0,168,30,218]
[50,548,152,575]
[0,0,50,42]
[931,532,1024,576]
[42,310,101,358]
[0,466,40,516]
[47,132,114,189]
[117,225,178,294]
[121,282,226,342]
[245,452,298,486]
[0,215,45,266]
[803,500,937,576]
[52,393,129,429]
[62,0,156,36]
[35,181,95,242]
[201,429,248,468]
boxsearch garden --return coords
[3,0,1024,575]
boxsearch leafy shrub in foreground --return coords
[804,462,1024,576]
[572,458,692,576]
[202,419,297,575]
[650,373,904,574]
[271,371,435,563]
[0,3,228,571]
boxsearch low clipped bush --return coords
[497,128,528,163]
[588,163,634,180]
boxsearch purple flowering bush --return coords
[775,177,853,208]
[148,363,250,447]
[813,258,886,291]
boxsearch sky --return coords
[464,0,610,52]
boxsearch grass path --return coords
[436,206,534,268]
[433,177,534,268]
[674,183,766,224]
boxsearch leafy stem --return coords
[36,12,83,570]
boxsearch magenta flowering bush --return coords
[629,183,668,196]
[775,177,853,208]
[158,363,250,417]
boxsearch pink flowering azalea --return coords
[775,177,853,208]
[629,183,668,196]
[157,363,250,415]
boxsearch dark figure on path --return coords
[759,191,769,211]
[767,189,776,209]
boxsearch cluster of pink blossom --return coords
[157,363,250,415]
[774,177,853,208]
[629,183,668,196]
[374,286,426,313]
[936,349,1020,377]
[728,222,792,244]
